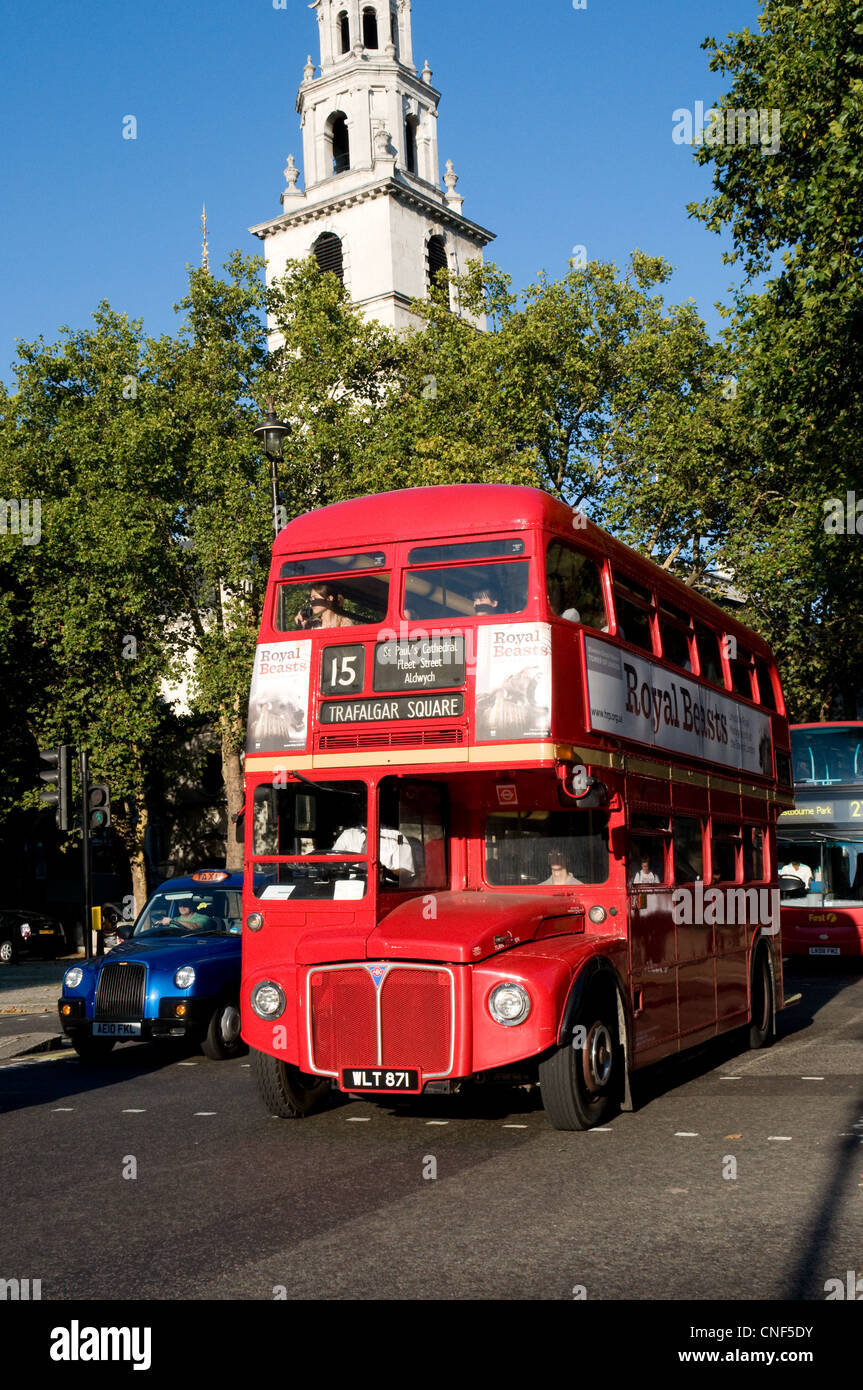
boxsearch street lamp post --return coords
[253,398,291,540]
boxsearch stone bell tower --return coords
[249,0,494,331]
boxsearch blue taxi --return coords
[58,871,244,1063]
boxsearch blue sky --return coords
[0,0,763,384]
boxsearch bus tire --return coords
[251,1048,330,1118]
[539,991,620,1131]
[748,945,776,1050]
[72,1036,116,1063]
[201,999,245,1061]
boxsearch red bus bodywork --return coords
[779,722,863,958]
[242,485,792,1128]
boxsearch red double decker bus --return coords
[241,485,792,1129]
[778,722,863,958]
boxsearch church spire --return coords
[249,0,494,332]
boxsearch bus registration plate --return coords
[342,1068,419,1091]
[809,947,840,956]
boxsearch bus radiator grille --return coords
[317,727,465,752]
[94,962,147,1021]
[309,966,452,1076]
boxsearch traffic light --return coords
[39,745,73,831]
[88,784,112,832]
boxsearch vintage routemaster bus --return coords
[241,485,793,1129]
[778,722,863,958]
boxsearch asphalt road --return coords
[1,961,862,1304]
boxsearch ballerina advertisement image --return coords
[475,623,552,741]
[246,640,312,753]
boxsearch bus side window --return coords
[628,814,670,886]
[743,825,764,881]
[694,625,724,686]
[729,646,755,700]
[710,826,740,883]
[672,817,704,884]
[753,656,777,711]
[545,541,606,629]
[613,573,655,654]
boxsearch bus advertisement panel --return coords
[241,485,792,1130]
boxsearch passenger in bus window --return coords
[472,584,500,615]
[295,585,354,629]
[540,847,582,886]
[631,854,659,885]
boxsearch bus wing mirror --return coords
[557,764,609,808]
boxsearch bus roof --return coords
[273,484,771,653]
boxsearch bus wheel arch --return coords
[540,960,629,1130]
[251,1047,331,1118]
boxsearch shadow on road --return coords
[0,1037,207,1115]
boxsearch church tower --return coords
[249,0,494,331]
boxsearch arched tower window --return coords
[390,8,399,55]
[312,233,345,284]
[427,235,448,290]
[405,115,418,175]
[328,112,350,174]
[362,7,379,49]
[337,10,350,53]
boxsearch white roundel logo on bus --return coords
[366,964,388,990]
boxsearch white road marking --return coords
[53,1107,75,1111]
[589,1127,614,1133]
[801,1076,824,1080]
[675,1131,699,1137]
[426,1120,449,1125]
[720,1076,741,1080]
[177,1061,198,1066]
[768,1136,792,1141]
[503,1123,528,1129]
[122,1108,146,1113]
[346,1116,371,1122]
[194,1111,217,1116]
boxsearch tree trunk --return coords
[223,738,245,872]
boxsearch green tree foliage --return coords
[689,0,863,717]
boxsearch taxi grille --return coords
[94,962,146,1021]
[309,965,453,1077]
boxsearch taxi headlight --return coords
[64,967,83,989]
[252,982,286,1019]
[488,982,531,1027]
[174,966,196,989]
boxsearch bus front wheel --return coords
[539,993,620,1131]
[748,946,776,1050]
[251,1048,330,1118]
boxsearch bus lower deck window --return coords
[484,809,609,887]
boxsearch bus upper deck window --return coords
[659,600,693,671]
[612,574,655,654]
[545,541,606,629]
[403,560,529,622]
[277,572,390,631]
[694,625,723,686]
[753,656,777,710]
[729,647,755,699]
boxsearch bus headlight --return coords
[488,982,531,1027]
[251,982,286,1019]
[174,966,196,989]
[588,905,607,925]
[246,913,264,932]
[64,967,83,989]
